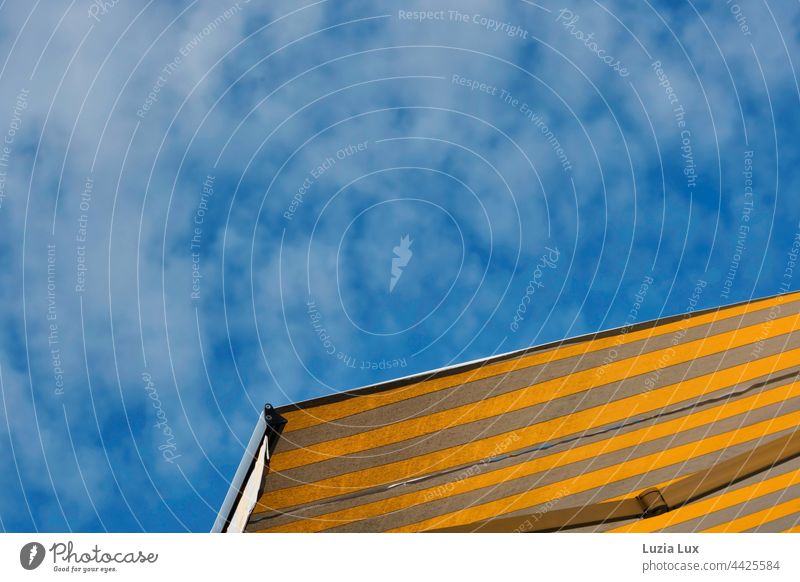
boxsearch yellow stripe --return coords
[610,470,800,532]
[782,525,800,532]
[272,310,800,471]
[255,381,800,532]
[391,411,800,532]
[261,346,800,511]
[703,498,800,532]
[280,294,796,432]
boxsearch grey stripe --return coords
[745,511,800,533]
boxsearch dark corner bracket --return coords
[264,403,287,461]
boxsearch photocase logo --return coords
[20,542,46,570]
[390,235,413,293]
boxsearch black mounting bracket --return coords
[263,403,287,461]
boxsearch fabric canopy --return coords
[244,292,800,532]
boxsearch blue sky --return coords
[1,0,799,532]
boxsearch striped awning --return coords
[243,292,800,532]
